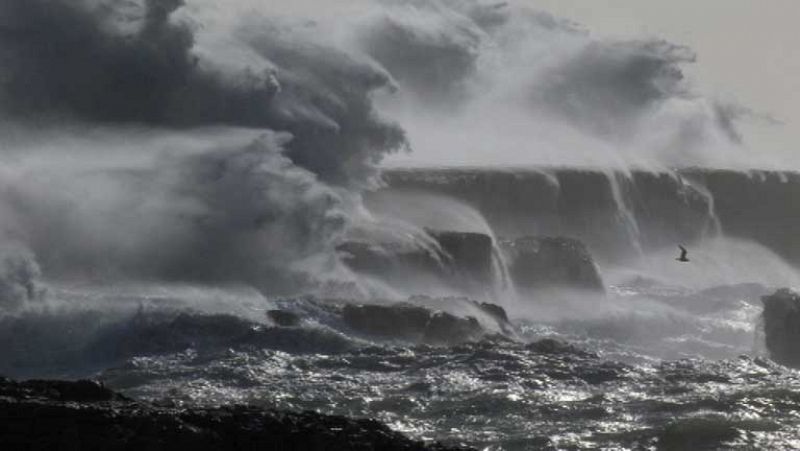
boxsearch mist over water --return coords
[0,0,408,297]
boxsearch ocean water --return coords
[2,277,798,450]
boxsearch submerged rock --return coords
[0,378,471,451]
[761,289,800,368]
[500,236,604,292]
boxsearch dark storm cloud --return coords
[0,0,406,187]
[0,0,409,294]
[0,0,201,123]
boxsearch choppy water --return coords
[2,281,798,450]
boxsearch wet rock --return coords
[658,416,739,450]
[422,312,483,346]
[657,415,779,451]
[430,230,494,286]
[476,301,509,324]
[268,309,301,327]
[338,229,495,293]
[0,378,123,403]
[0,378,473,451]
[337,241,429,276]
[408,295,513,334]
[343,303,432,341]
[762,289,800,368]
[500,236,604,292]
[382,168,800,265]
[342,303,488,346]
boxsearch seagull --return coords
[676,245,690,262]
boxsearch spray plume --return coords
[0,0,756,305]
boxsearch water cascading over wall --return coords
[379,168,800,267]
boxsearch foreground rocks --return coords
[762,289,800,368]
[0,378,472,451]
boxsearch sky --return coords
[276,0,799,162]
[534,0,800,160]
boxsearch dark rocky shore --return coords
[0,378,473,451]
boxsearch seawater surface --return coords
[3,282,798,450]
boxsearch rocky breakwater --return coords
[0,377,473,451]
[762,289,800,368]
[500,236,604,293]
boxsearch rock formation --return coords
[342,296,513,345]
[761,289,800,368]
[338,229,496,294]
[500,236,604,292]
[430,230,494,286]
[341,303,485,345]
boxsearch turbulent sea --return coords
[3,277,799,450]
[4,167,800,450]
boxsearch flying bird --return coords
[676,245,689,262]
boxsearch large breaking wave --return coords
[0,0,411,298]
[0,0,763,304]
